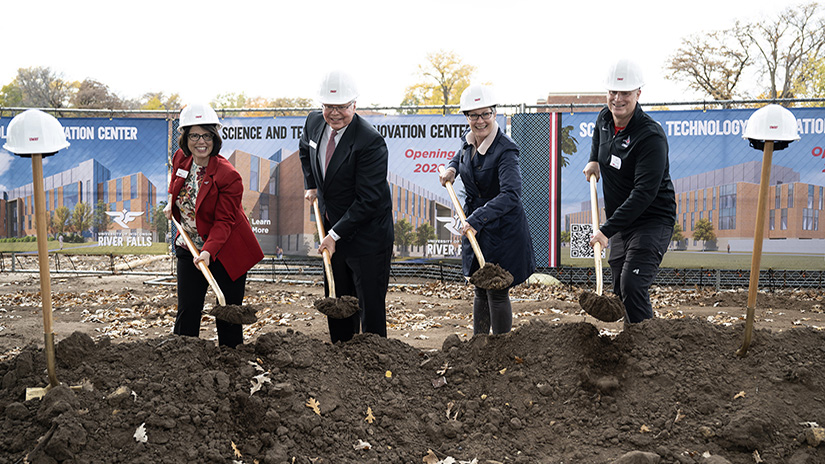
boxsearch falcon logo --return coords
[621,136,631,148]
[435,213,463,236]
[106,209,145,228]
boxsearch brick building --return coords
[566,161,824,252]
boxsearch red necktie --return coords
[325,130,338,171]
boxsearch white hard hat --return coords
[178,102,221,130]
[3,109,70,156]
[742,104,800,151]
[605,58,644,91]
[460,85,497,112]
[318,70,359,105]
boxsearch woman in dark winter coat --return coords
[439,85,535,335]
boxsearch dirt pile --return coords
[2,317,824,464]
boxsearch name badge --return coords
[175,168,188,178]
[609,155,622,170]
[309,140,318,149]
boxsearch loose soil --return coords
[1,255,824,463]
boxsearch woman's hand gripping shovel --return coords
[171,217,256,325]
[438,166,512,290]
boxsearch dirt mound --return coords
[2,317,824,464]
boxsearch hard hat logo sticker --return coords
[29,137,39,142]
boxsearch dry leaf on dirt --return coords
[306,397,321,415]
[231,441,242,458]
[514,356,524,364]
[437,362,449,376]
[133,423,147,443]
[250,372,270,395]
[640,424,651,433]
[423,449,440,464]
[353,439,371,450]
[733,391,746,399]
[365,407,375,424]
[753,450,763,463]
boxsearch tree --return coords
[693,218,716,251]
[559,125,578,167]
[152,202,169,242]
[414,223,436,256]
[0,67,77,109]
[666,26,751,102]
[140,92,181,111]
[394,219,415,255]
[93,201,111,237]
[672,222,685,243]
[71,202,93,238]
[211,92,312,116]
[401,50,476,114]
[52,206,72,235]
[747,3,825,99]
[72,79,128,109]
[0,80,23,107]
[14,66,77,108]
[560,230,570,246]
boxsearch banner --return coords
[0,117,168,244]
[218,114,507,255]
[559,107,825,253]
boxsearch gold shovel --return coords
[26,153,81,401]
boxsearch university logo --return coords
[435,213,462,236]
[106,209,145,228]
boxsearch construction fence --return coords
[0,98,823,289]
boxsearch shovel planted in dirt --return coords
[170,217,256,325]
[578,175,625,323]
[25,152,82,401]
[737,105,800,356]
[311,199,360,319]
[438,166,513,290]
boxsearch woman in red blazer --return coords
[163,103,263,347]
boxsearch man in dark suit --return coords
[299,70,394,343]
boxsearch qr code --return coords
[570,224,605,259]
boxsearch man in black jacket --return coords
[299,70,394,343]
[583,59,677,323]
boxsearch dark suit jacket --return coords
[299,112,393,257]
[169,148,264,281]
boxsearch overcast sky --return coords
[2,0,802,108]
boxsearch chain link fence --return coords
[2,99,824,291]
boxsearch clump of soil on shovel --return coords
[210,304,258,325]
[469,263,513,290]
[314,295,360,319]
[578,290,625,322]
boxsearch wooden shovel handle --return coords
[438,166,486,267]
[589,175,603,296]
[171,216,226,306]
[312,199,336,298]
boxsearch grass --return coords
[0,240,168,255]
[561,249,825,270]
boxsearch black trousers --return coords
[325,245,392,344]
[607,223,672,323]
[175,246,246,347]
[473,287,512,335]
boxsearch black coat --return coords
[448,127,535,287]
[299,111,394,256]
[589,104,677,238]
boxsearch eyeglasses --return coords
[322,102,354,113]
[466,111,494,121]
[188,133,214,142]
